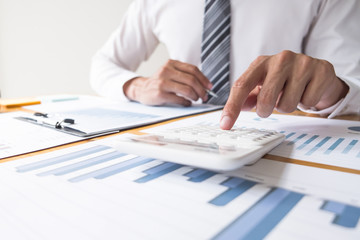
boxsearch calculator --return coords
[113,125,285,171]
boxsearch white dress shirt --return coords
[90,0,360,118]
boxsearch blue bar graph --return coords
[285,132,296,139]
[184,169,216,183]
[305,136,331,155]
[37,151,127,177]
[14,141,360,238]
[135,162,183,183]
[222,177,246,188]
[324,138,344,155]
[287,133,307,145]
[321,201,360,228]
[297,135,319,150]
[213,188,303,240]
[337,206,360,227]
[322,201,346,214]
[68,156,154,183]
[246,191,303,239]
[342,140,358,154]
[16,145,111,173]
[209,177,256,206]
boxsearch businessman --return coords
[90,0,360,129]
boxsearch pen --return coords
[205,89,218,98]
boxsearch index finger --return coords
[220,58,267,130]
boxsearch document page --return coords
[0,112,83,159]
[144,111,360,172]
[0,137,359,239]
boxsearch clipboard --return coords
[14,115,94,137]
[14,103,223,137]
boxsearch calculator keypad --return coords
[154,125,282,149]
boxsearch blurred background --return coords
[0,0,168,98]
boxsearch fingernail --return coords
[208,83,213,89]
[220,115,232,129]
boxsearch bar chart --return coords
[232,122,360,170]
[6,141,359,239]
[144,111,360,171]
[269,131,360,170]
[251,114,360,170]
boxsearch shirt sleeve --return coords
[301,0,360,117]
[90,0,159,101]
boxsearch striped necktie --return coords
[201,0,231,105]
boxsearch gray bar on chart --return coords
[16,145,111,173]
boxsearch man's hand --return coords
[220,50,349,130]
[123,59,212,106]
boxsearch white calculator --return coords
[113,125,285,171]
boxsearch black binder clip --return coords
[55,118,75,129]
[34,112,49,118]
